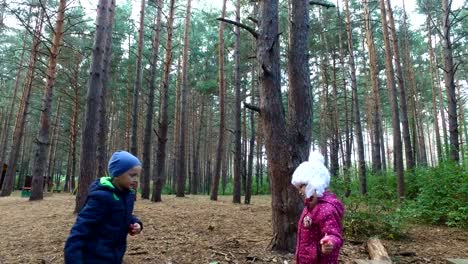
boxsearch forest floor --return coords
[0,192,467,264]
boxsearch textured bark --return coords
[69,52,81,193]
[363,0,382,173]
[176,0,192,197]
[386,0,414,169]
[288,0,312,176]
[441,0,460,163]
[171,57,182,193]
[74,0,112,212]
[1,5,45,197]
[191,95,205,195]
[151,0,175,202]
[259,0,303,253]
[141,0,163,199]
[96,0,116,179]
[245,63,256,205]
[46,98,62,190]
[130,0,146,156]
[379,0,404,198]
[210,0,227,201]
[330,55,340,177]
[345,0,366,195]
[232,0,242,204]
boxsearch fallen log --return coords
[354,237,392,264]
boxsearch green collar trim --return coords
[100,177,115,189]
[100,177,120,200]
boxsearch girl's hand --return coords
[320,234,334,254]
[129,223,142,236]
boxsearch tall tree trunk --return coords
[1,5,45,197]
[345,0,366,195]
[170,57,182,193]
[74,0,112,212]
[441,0,460,163]
[457,81,465,164]
[142,0,163,199]
[245,63,256,204]
[363,0,382,173]
[210,0,228,201]
[379,0,404,198]
[151,0,175,202]
[47,98,62,190]
[96,0,116,179]
[176,0,192,197]
[337,2,352,182]
[130,0,146,156]
[260,0,304,253]
[426,11,443,163]
[402,0,427,166]
[330,54,340,177]
[386,0,414,169]
[191,95,205,195]
[69,52,81,193]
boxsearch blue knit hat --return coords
[108,151,141,177]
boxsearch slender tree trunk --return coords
[337,2,352,182]
[211,0,227,201]
[1,5,45,197]
[379,0,404,198]
[457,81,465,164]
[47,98,62,190]
[386,0,414,169]
[75,0,112,212]
[142,0,163,199]
[125,48,132,150]
[402,0,427,166]
[70,52,81,193]
[345,0,366,195]
[363,0,382,173]
[151,0,175,202]
[96,0,116,179]
[245,63,256,204]
[441,0,459,163]
[426,13,443,163]
[130,0,146,156]
[176,0,192,197]
[170,57,182,193]
[330,55,340,177]
[191,95,205,195]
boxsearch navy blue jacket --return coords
[64,177,142,264]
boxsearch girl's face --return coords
[297,184,307,198]
[113,166,141,191]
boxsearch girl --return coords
[292,151,344,264]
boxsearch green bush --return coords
[402,162,468,228]
[342,196,405,240]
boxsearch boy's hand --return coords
[129,223,142,236]
[320,234,334,254]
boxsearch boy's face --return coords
[113,166,141,191]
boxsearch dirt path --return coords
[0,193,466,263]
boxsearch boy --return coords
[64,151,143,264]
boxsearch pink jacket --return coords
[296,191,344,264]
